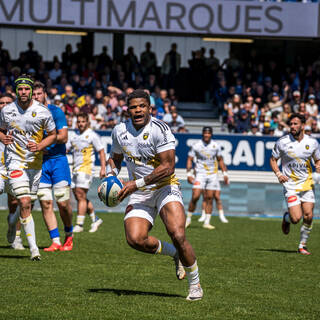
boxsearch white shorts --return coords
[192,173,220,191]
[124,185,184,226]
[7,169,41,199]
[71,172,93,189]
[284,188,315,208]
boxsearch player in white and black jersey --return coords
[0,75,56,260]
[106,89,203,301]
[185,127,229,229]
[270,113,320,255]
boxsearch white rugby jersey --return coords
[0,100,55,170]
[67,128,104,175]
[111,117,179,191]
[272,133,320,191]
[188,140,221,175]
[0,141,6,176]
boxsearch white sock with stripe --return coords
[20,214,37,251]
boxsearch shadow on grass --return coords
[257,248,297,254]
[88,288,183,298]
[0,254,28,259]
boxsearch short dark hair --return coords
[33,81,45,92]
[202,126,213,134]
[289,113,306,124]
[0,93,14,101]
[77,112,89,121]
[127,89,150,105]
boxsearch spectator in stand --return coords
[161,43,181,90]
[268,93,283,113]
[0,40,11,68]
[235,109,251,133]
[163,105,185,127]
[107,86,123,111]
[61,44,73,70]
[65,96,77,115]
[97,96,110,119]
[49,62,62,82]
[79,94,93,114]
[97,46,112,70]
[291,90,302,113]
[24,41,40,68]
[94,89,103,103]
[76,77,90,96]
[248,123,262,136]
[279,103,292,125]
[224,94,243,132]
[274,123,286,137]
[304,125,312,136]
[140,42,157,79]
[123,46,139,77]
[167,111,185,133]
[305,94,318,118]
[263,122,271,135]
[311,119,320,134]
[61,85,77,104]
[155,89,168,110]
[53,95,64,109]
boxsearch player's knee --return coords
[19,196,31,209]
[125,233,145,250]
[54,186,70,202]
[37,188,53,201]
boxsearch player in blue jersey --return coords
[33,82,74,251]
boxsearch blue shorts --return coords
[40,156,71,187]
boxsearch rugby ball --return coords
[98,175,123,207]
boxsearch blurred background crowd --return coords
[1,36,320,136]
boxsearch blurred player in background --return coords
[106,89,203,301]
[270,113,320,255]
[33,81,74,252]
[68,113,106,233]
[186,126,229,229]
[0,93,24,250]
[0,75,56,260]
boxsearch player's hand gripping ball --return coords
[98,175,123,207]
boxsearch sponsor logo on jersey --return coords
[32,112,36,117]
[143,132,149,140]
[10,170,23,178]
[305,145,309,150]
[194,181,201,185]
[287,195,298,203]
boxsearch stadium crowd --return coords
[1,39,320,136]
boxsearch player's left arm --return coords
[217,155,229,185]
[118,149,175,202]
[56,128,68,144]
[27,129,57,152]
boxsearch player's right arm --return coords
[270,139,288,183]
[270,155,288,183]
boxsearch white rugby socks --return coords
[184,260,200,286]
[299,223,312,248]
[20,214,37,251]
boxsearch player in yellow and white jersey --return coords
[106,89,203,301]
[0,93,25,250]
[67,112,106,233]
[270,113,320,255]
[185,126,229,229]
[0,75,56,260]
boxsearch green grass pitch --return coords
[0,211,319,320]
